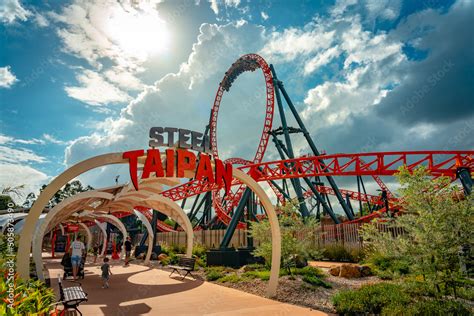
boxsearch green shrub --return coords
[206,270,224,281]
[192,244,207,258]
[243,270,271,281]
[382,299,471,316]
[365,253,410,279]
[322,244,362,262]
[205,266,226,281]
[242,263,266,272]
[332,283,411,315]
[293,266,325,278]
[218,273,244,283]
[302,275,332,288]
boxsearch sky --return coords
[0,0,473,210]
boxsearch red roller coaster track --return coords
[161,151,473,203]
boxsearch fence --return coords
[154,222,405,250]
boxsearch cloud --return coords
[376,0,474,124]
[0,145,46,163]
[42,134,70,146]
[0,0,31,24]
[261,11,269,21]
[65,21,270,188]
[33,11,49,27]
[50,0,168,107]
[65,69,131,106]
[0,163,49,203]
[0,66,19,88]
[60,0,472,215]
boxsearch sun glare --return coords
[106,7,170,60]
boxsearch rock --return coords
[339,264,361,278]
[294,255,308,268]
[328,266,341,276]
[359,265,372,277]
[157,253,168,262]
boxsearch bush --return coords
[205,266,227,281]
[218,273,244,283]
[302,275,332,288]
[332,283,411,315]
[383,299,471,316]
[322,244,363,262]
[293,266,325,278]
[192,244,207,258]
[243,270,271,281]
[0,271,55,315]
[365,253,410,279]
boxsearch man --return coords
[69,236,85,280]
[124,236,132,266]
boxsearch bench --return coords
[57,276,88,316]
[168,257,196,280]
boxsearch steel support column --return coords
[220,188,252,249]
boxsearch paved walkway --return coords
[46,256,328,315]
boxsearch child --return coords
[101,257,112,288]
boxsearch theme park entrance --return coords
[16,54,473,299]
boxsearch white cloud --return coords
[65,21,270,188]
[365,0,401,22]
[261,25,335,61]
[0,0,31,24]
[50,0,169,106]
[65,69,131,106]
[208,0,219,15]
[0,145,46,163]
[0,66,19,88]
[42,134,70,145]
[261,11,269,21]
[304,46,340,75]
[34,11,49,27]
[0,163,49,203]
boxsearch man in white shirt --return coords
[70,237,85,280]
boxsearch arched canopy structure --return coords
[133,209,154,265]
[19,151,281,296]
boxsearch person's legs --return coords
[71,256,80,280]
[125,251,130,265]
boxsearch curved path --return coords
[44,255,327,316]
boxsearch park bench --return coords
[57,276,88,316]
[168,257,196,280]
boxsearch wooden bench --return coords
[168,257,196,280]
[57,276,88,316]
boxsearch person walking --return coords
[124,236,132,266]
[92,243,99,263]
[101,257,112,288]
[69,237,85,280]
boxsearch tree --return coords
[24,180,94,208]
[0,185,25,210]
[361,166,474,296]
[250,200,319,273]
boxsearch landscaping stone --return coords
[328,266,341,276]
[157,253,168,262]
[359,265,372,277]
[339,264,361,278]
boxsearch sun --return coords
[105,7,170,60]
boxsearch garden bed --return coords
[192,265,380,314]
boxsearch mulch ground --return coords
[192,267,381,314]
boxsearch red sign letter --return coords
[177,149,196,177]
[195,154,214,183]
[142,149,165,180]
[123,149,144,191]
[215,159,232,194]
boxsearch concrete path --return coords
[46,256,328,316]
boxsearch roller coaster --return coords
[121,54,472,251]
